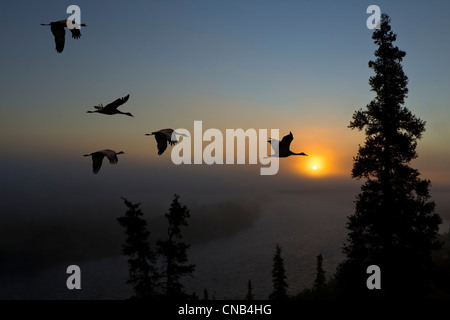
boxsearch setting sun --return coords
[304,155,326,176]
[282,125,354,178]
[287,142,343,177]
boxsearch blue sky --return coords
[1,0,449,198]
[2,1,449,160]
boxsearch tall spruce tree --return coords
[156,194,195,299]
[117,197,158,299]
[202,288,209,300]
[245,279,254,300]
[313,254,326,292]
[269,243,288,300]
[336,14,442,299]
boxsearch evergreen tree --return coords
[156,194,196,299]
[202,288,209,300]
[117,197,157,299]
[336,13,442,299]
[269,243,288,300]
[313,254,326,291]
[245,279,254,300]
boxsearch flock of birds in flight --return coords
[41,19,308,174]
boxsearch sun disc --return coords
[293,153,331,177]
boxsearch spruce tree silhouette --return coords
[269,243,288,300]
[156,194,195,299]
[336,13,442,299]
[202,288,209,300]
[117,197,158,299]
[245,279,254,300]
[313,254,326,292]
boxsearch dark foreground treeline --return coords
[117,194,450,301]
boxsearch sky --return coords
[1,0,450,298]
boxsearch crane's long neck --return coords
[291,151,307,156]
[119,111,133,117]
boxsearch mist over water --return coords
[0,191,350,299]
[1,157,449,299]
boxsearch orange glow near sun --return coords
[303,154,327,176]
[289,144,341,177]
[280,126,354,178]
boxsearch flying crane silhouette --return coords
[267,131,308,158]
[83,149,125,174]
[41,19,86,53]
[145,129,188,155]
[87,94,133,117]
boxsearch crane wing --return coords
[154,132,169,155]
[69,28,82,39]
[159,128,179,144]
[103,94,130,111]
[101,149,119,164]
[50,23,65,53]
[280,132,293,150]
[91,152,105,174]
[158,128,174,137]
[67,20,83,39]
